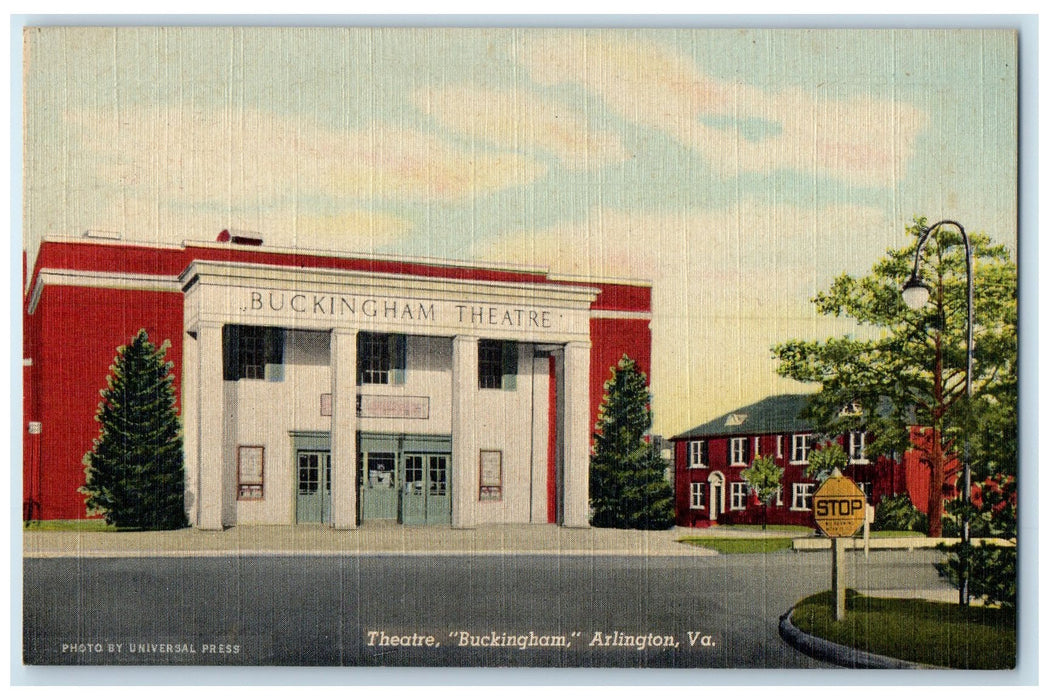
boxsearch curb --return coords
[23,548,715,559]
[778,607,942,670]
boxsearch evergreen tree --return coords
[589,355,675,530]
[81,329,187,530]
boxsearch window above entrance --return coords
[478,340,518,390]
[358,332,406,385]
[223,325,285,381]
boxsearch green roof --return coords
[672,394,815,440]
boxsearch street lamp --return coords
[901,219,974,606]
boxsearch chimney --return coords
[217,229,264,246]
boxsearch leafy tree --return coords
[589,355,675,530]
[805,440,848,483]
[773,217,1016,537]
[740,455,784,530]
[81,330,187,530]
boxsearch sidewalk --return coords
[22,523,713,559]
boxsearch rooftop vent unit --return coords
[725,413,748,427]
[217,229,264,246]
[83,229,122,240]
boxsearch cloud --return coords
[39,189,414,253]
[415,85,630,170]
[61,105,546,207]
[520,32,927,186]
[470,203,899,433]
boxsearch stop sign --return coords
[812,475,866,538]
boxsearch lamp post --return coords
[901,219,974,606]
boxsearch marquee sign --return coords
[358,395,430,420]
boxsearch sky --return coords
[21,26,1018,436]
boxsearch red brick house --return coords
[670,394,919,528]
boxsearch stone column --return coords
[196,322,226,530]
[451,335,479,529]
[529,352,552,523]
[330,328,359,529]
[561,341,591,528]
[182,328,200,526]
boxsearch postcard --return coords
[20,24,1020,673]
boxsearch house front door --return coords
[709,474,724,521]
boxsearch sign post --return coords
[812,469,867,621]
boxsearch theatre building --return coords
[23,234,652,530]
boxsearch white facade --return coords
[180,259,599,529]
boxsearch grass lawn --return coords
[791,590,1015,669]
[24,519,118,532]
[707,524,813,535]
[678,537,795,554]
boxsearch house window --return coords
[358,333,406,385]
[729,437,749,465]
[775,485,784,506]
[730,482,748,510]
[791,433,813,464]
[478,340,518,390]
[753,437,761,458]
[690,482,704,509]
[688,440,708,468]
[222,325,284,381]
[858,481,874,504]
[792,483,814,511]
[776,435,784,458]
[849,431,868,463]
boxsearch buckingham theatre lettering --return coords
[251,291,435,321]
[247,290,555,329]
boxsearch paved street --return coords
[23,549,948,668]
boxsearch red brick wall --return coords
[26,284,184,520]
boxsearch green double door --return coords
[358,434,451,525]
[401,454,450,525]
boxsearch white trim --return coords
[687,439,707,469]
[790,482,814,511]
[689,482,704,510]
[729,481,748,511]
[588,309,654,321]
[790,433,813,465]
[37,234,552,276]
[38,235,185,252]
[849,430,869,464]
[179,259,602,303]
[187,239,555,276]
[22,358,32,367]
[729,436,748,466]
[707,471,725,518]
[548,271,651,288]
[27,268,181,315]
[34,235,650,297]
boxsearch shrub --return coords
[871,494,928,533]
